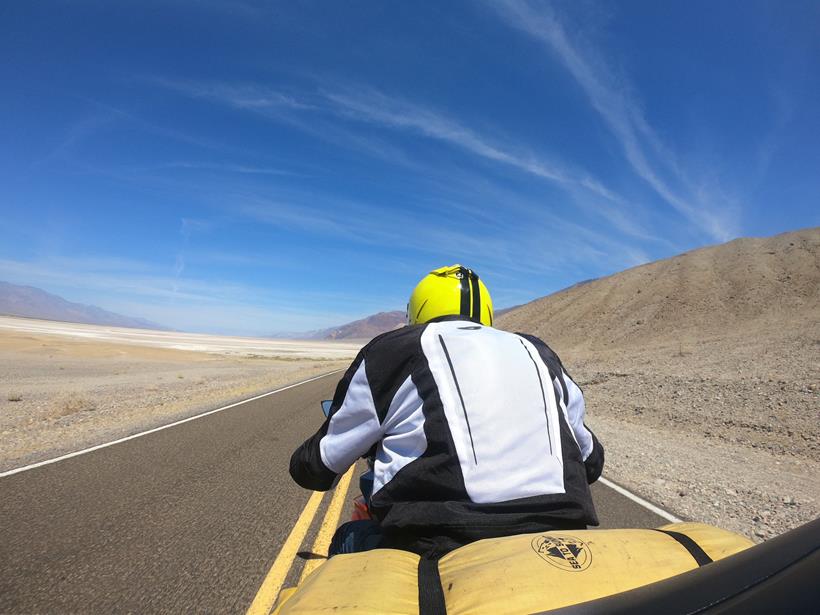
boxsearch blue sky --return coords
[1,1,818,335]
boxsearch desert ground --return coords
[0,316,358,472]
[563,330,819,543]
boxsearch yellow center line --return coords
[298,467,356,583]
[245,490,326,615]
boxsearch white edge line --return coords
[0,369,344,479]
[599,476,683,523]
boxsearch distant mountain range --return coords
[284,281,599,341]
[273,310,407,341]
[278,303,533,341]
[0,275,603,341]
[0,281,166,330]
[315,310,406,340]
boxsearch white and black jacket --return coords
[290,316,604,555]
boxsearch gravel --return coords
[570,332,819,543]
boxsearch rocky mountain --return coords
[0,281,166,330]
[497,227,820,351]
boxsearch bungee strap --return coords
[418,557,447,615]
[654,529,714,566]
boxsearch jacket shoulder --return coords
[514,332,558,356]
[514,332,566,375]
[363,324,424,353]
[358,325,427,422]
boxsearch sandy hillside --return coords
[498,227,820,541]
[0,317,358,472]
[499,228,819,350]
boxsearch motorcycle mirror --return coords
[321,400,333,417]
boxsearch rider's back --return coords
[291,265,603,556]
[300,317,602,555]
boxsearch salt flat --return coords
[0,316,358,472]
[0,315,361,358]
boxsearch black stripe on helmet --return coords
[458,266,471,318]
[415,298,429,323]
[469,270,480,323]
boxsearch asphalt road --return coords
[0,372,673,613]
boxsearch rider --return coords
[290,265,604,557]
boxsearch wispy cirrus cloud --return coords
[173,217,212,293]
[228,180,651,279]
[74,75,662,281]
[153,76,657,238]
[152,78,316,112]
[319,86,627,204]
[488,0,738,241]
[150,77,424,169]
[236,193,516,259]
[421,161,669,246]
[156,75,568,179]
[159,161,307,177]
[147,73,680,272]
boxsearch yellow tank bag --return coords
[272,522,753,614]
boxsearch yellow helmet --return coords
[407,264,494,326]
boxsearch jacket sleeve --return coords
[516,333,604,484]
[560,371,604,484]
[289,349,384,491]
